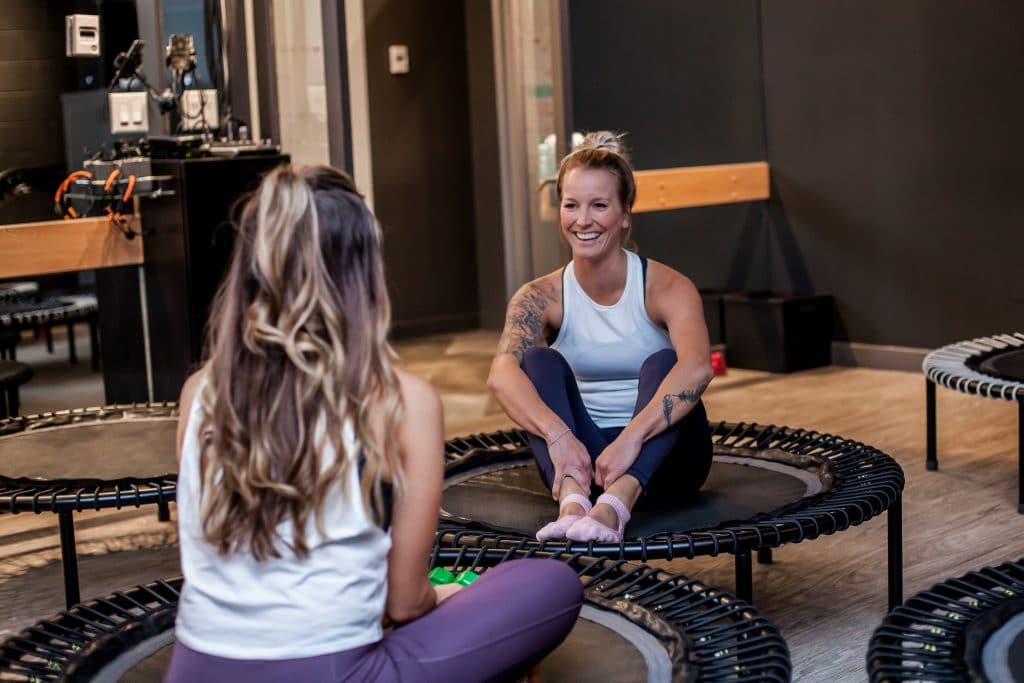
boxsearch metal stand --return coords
[735,550,753,603]
[926,379,937,470]
[57,510,81,608]
[888,495,903,609]
[158,500,170,522]
[757,548,773,564]
[1018,402,1023,515]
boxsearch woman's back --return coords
[175,381,392,659]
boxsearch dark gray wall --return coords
[568,1,1024,348]
[463,0,505,330]
[364,0,479,337]
[761,1,1024,347]
[569,0,768,294]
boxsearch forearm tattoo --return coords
[661,380,710,426]
[497,281,553,362]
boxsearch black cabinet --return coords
[97,154,288,402]
[722,291,833,373]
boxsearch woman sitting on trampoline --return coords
[488,131,714,544]
[167,165,583,682]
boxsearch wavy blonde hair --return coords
[197,165,403,561]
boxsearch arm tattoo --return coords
[497,282,552,362]
[661,379,710,426]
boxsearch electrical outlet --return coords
[108,91,148,134]
[179,89,219,131]
[388,45,409,74]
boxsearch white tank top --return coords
[175,381,392,660]
[551,249,673,429]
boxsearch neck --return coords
[573,248,628,303]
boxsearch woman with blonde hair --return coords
[488,132,714,544]
[166,165,582,682]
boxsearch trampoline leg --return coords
[57,510,81,609]
[158,500,170,522]
[1018,402,1024,515]
[67,322,77,364]
[89,317,100,372]
[44,325,53,353]
[888,495,903,609]
[926,380,938,471]
[735,551,753,603]
[757,548,773,564]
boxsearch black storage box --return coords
[699,289,725,346]
[722,291,833,373]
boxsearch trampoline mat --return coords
[975,348,1024,384]
[0,419,178,483]
[89,601,678,683]
[966,598,1024,683]
[443,456,821,538]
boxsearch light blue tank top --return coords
[551,249,672,428]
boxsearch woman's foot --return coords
[565,477,641,543]
[536,476,592,541]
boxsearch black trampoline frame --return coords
[0,295,100,370]
[924,333,1024,514]
[0,544,792,682]
[0,404,179,608]
[441,423,905,608]
[867,557,1024,682]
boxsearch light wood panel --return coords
[633,161,769,212]
[0,216,143,279]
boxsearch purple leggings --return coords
[522,347,713,503]
[164,558,583,683]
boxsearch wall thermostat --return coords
[66,14,100,57]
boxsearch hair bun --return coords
[578,131,629,159]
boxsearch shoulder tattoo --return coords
[497,281,553,362]
[661,379,710,426]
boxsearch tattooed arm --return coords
[487,275,567,441]
[594,263,713,488]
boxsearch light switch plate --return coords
[388,45,409,75]
[108,91,148,134]
[179,89,219,131]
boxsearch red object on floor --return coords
[711,351,727,376]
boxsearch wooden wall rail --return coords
[633,161,769,213]
[0,216,143,279]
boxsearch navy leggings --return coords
[522,347,713,504]
[165,558,583,683]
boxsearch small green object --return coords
[455,570,479,586]
[428,567,456,585]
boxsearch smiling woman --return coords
[487,131,715,545]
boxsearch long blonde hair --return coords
[198,165,403,561]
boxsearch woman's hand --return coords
[434,582,464,605]
[549,432,593,499]
[595,431,642,489]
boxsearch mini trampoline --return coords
[0,294,99,369]
[923,332,1024,513]
[0,544,792,682]
[441,423,905,607]
[0,282,39,301]
[867,557,1024,682]
[0,404,178,608]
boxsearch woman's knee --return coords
[640,348,677,377]
[489,558,583,612]
[521,347,567,376]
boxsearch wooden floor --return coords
[2,327,1023,682]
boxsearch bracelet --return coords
[547,427,571,447]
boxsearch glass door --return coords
[494,0,574,290]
